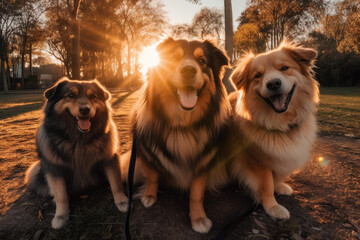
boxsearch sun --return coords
[139,44,160,77]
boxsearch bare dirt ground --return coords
[0,90,359,240]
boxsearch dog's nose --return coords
[79,106,90,115]
[180,65,197,79]
[266,78,282,91]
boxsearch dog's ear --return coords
[281,42,317,67]
[156,37,175,53]
[92,80,111,101]
[203,40,229,79]
[44,77,69,100]
[204,40,229,68]
[230,53,254,90]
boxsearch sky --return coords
[162,0,247,30]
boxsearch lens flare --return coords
[317,156,329,166]
[139,44,160,78]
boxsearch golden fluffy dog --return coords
[228,41,319,219]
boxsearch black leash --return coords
[214,202,260,240]
[124,133,137,240]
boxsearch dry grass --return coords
[318,87,360,138]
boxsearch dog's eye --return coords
[254,73,262,79]
[67,93,75,98]
[89,94,97,99]
[198,58,207,64]
[281,66,289,71]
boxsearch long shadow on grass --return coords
[112,91,134,107]
[0,102,43,120]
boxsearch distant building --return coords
[33,64,63,88]
[9,63,63,89]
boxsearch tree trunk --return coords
[29,43,32,75]
[117,50,123,81]
[71,17,80,79]
[127,46,131,76]
[224,0,233,63]
[223,0,235,93]
[21,41,26,88]
[1,55,9,92]
[134,53,139,75]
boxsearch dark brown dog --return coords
[26,78,128,229]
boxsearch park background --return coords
[0,0,359,239]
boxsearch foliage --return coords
[170,24,196,39]
[192,7,223,42]
[43,0,166,86]
[14,0,46,85]
[233,23,265,55]
[308,0,360,87]
[171,7,223,43]
[45,1,73,76]
[326,0,360,54]
[0,0,24,91]
[237,0,325,49]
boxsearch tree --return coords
[15,0,46,88]
[170,24,195,39]
[69,0,81,79]
[244,0,325,49]
[233,23,265,55]
[327,0,360,54]
[113,0,167,77]
[192,7,223,43]
[0,0,21,92]
[307,0,360,87]
[45,1,73,76]
[224,0,233,61]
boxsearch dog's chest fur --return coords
[242,115,317,177]
[137,121,217,189]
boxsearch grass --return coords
[1,87,358,137]
[318,87,360,137]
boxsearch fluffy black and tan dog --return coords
[130,38,231,233]
[25,78,128,229]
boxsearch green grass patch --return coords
[318,87,360,137]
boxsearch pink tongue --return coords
[78,119,91,131]
[272,94,286,110]
[177,88,198,109]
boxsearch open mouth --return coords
[261,85,295,113]
[176,82,207,111]
[76,117,92,133]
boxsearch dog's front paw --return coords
[116,201,128,212]
[191,217,212,233]
[51,214,69,229]
[141,195,157,208]
[275,183,293,196]
[265,204,290,219]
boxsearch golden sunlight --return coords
[139,44,160,77]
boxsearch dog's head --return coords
[44,77,111,133]
[231,41,319,129]
[146,38,229,125]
